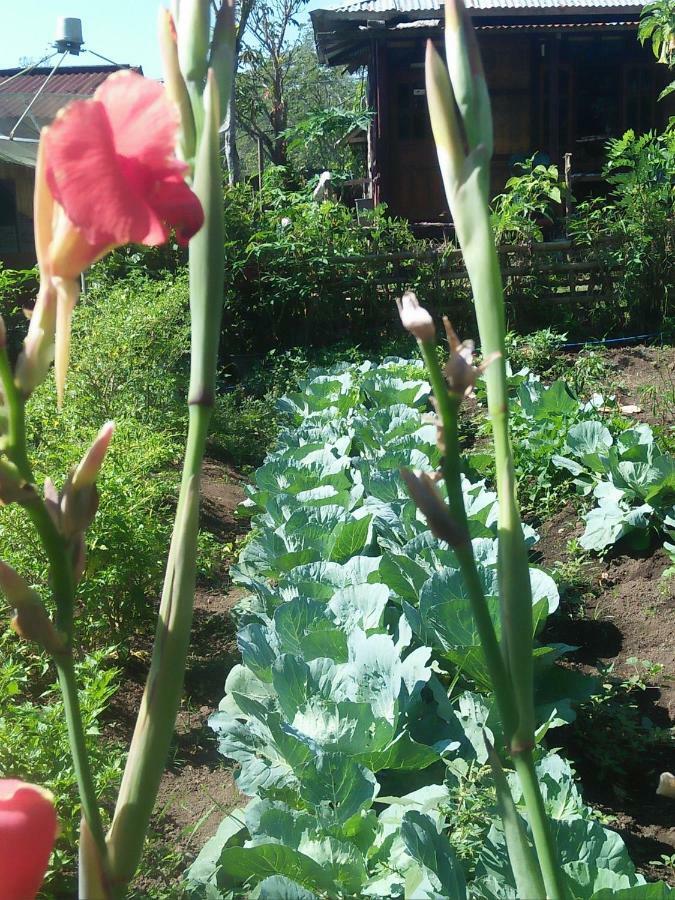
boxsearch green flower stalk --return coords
[402,1,570,896]
[105,8,234,892]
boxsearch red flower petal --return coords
[45,98,159,250]
[95,71,183,174]
[43,70,202,274]
[0,779,58,900]
[148,174,204,245]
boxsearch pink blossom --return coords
[0,779,58,899]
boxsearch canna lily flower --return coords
[0,779,58,900]
[28,70,204,405]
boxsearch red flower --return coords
[42,69,203,279]
[0,779,58,900]
[24,69,204,405]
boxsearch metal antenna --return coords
[0,52,59,89]
[9,51,69,139]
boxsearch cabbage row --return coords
[187,359,666,899]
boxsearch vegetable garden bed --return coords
[176,346,674,899]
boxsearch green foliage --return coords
[491,157,564,244]
[223,174,437,353]
[639,0,675,98]
[552,422,675,552]
[504,328,567,378]
[0,636,123,893]
[566,659,673,787]
[569,128,675,332]
[185,358,649,899]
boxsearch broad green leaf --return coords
[400,810,467,899]
[218,844,337,894]
[298,753,377,825]
[328,514,373,563]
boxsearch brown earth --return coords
[534,345,675,887]
[103,461,249,899]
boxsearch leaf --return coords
[218,844,337,894]
[257,876,318,899]
[592,885,672,899]
[328,514,373,562]
[566,421,613,457]
[400,810,467,899]
[298,753,377,825]
[327,584,390,633]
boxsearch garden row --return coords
[186,358,673,898]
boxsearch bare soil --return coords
[103,461,249,898]
[534,344,675,885]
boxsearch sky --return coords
[0,0,328,80]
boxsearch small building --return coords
[0,64,139,267]
[311,0,673,221]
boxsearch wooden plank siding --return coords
[370,26,672,222]
[0,162,36,268]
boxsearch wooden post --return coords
[564,151,574,231]
[548,36,561,167]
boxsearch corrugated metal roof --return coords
[0,65,138,165]
[388,15,638,26]
[326,0,645,12]
[0,65,129,96]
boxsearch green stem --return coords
[105,406,209,892]
[55,654,112,892]
[1,341,112,893]
[513,750,569,899]
[105,72,224,894]
[0,345,32,480]
[418,340,518,743]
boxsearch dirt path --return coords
[106,460,249,898]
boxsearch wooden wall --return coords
[376,28,670,222]
[0,162,36,267]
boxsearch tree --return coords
[236,24,363,177]
[234,0,310,168]
[638,0,675,99]
[212,0,257,184]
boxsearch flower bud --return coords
[0,561,65,654]
[14,282,57,398]
[400,468,467,547]
[159,7,196,161]
[209,0,236,125]
[0,779,58,900]
[0,458,32,506]
[176,0,210,85]
[656,772,675,799]
[396,291,436,343]
[443,317,500,400]
[72,422,115,491]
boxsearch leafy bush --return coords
[0,635,122,894]
[553,422,675,551]
[491,156,565,244]
[185,359,656,900]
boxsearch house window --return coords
[0,179,19,253]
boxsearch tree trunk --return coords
[224,77,241,185]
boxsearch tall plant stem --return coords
[0,344,113,894]
[419,341,519,743]
[457,206,568,900]
[106,72,224,894]
[514,750,567,900]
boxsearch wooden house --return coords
[311,0,673,221]
[0,65,138,268]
